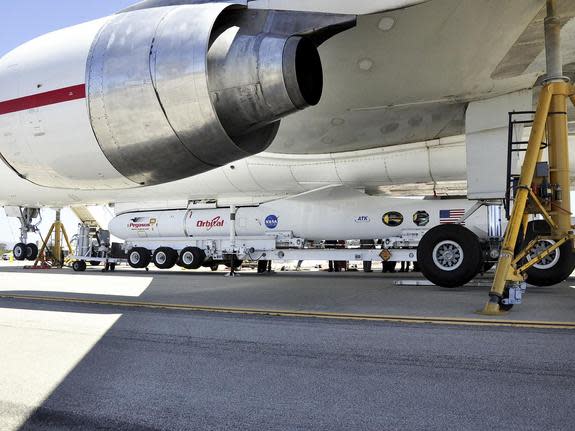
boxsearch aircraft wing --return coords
[122,0,430,15]
[247,0,431,15]
[493,1,575,79]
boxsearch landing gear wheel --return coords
[127,247,151,269]
[72,260,87,272]
[25,243,38,261]
[152,247,178,269]
[178,247,206,270]
[210,265,219,272]
[418,224,484,288]
[521,220,575,287]
[13,243,27,261]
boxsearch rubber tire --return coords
[412,262,421,273]
[127,247,151,269]
[72,260,87,272]
[25,243,39,261]
[153,247,178,269]
[210,265,219,272]
[178,247,206,270]
[13,243,27,261]
[521,220,575,287]
[418,224,484,288]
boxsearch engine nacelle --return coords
[0,3,353,189]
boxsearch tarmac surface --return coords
[0,264,574,322]
[1,264,574,430]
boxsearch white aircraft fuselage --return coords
[0,0,573,209]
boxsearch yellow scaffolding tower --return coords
[482,0,575,314]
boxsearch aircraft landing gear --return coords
[418,224,484,288]
[25,243,39,261]
[9,208,41,261]
[520,221,575,287]
[13,242,39,261]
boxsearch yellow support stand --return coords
[482,0,574,314]
[31,210,74,269]
[482,82,575,314]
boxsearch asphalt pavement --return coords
[1,298,574,431]
[1,265,575,321]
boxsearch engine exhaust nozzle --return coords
[208,32,323,140]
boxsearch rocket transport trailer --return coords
[70,186,515,288]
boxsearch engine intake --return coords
[88,3,331,186]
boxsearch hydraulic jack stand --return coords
[29,209,74,269]
[482,0,575,314]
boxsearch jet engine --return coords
[0,3,354,189]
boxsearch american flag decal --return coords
[439,209,466,224]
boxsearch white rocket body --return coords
[109,187,495,242]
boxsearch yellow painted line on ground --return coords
[1,293,574,329]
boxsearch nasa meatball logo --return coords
[265,215,279,229]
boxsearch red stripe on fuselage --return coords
[0,84,86,115]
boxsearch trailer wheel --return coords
[418,224,484,288]
[128,247,151,269]
[72,260,87,272]
[520,220,575,287]
[13,243,27,261]
[153,247,178,269]
[178,247,206,270]
[25,243,39,261]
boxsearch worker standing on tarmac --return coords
[361,239,375,272]
[325,240,337,272]
[257,259,273,274]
